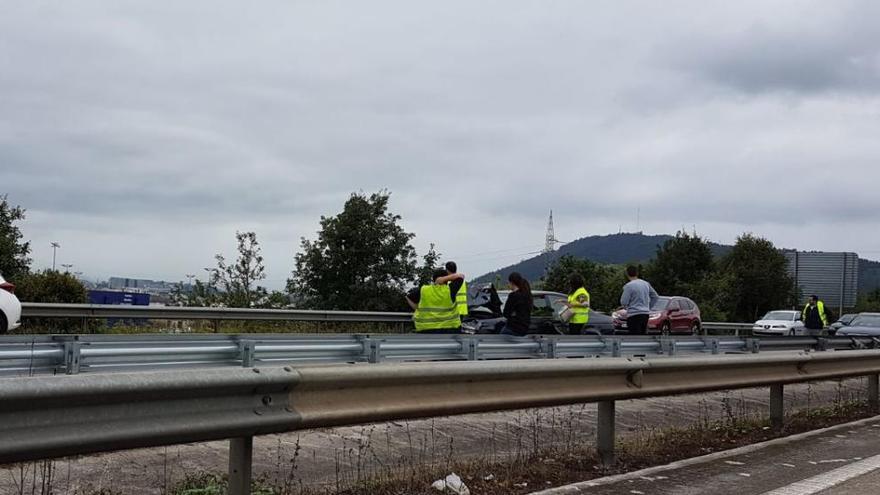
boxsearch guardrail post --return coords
[770,383,784,430]
[64,341,81,375]
[610,338,622,358]
[661,339,676,356]
[368,340,382,363]
[868,375,879,412]
[239,341,255,368]
[466,337,479,361]
[228,436,253,495]
[544,338,558,359]
[710,338,720,355]
[597,400,615,466]
[747,338,760,354]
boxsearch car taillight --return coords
[0,282,14,294]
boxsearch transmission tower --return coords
[544,210,558,253]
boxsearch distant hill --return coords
[475,233,879,295]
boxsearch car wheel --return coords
[0,312,7,335]
[660,321,671,336]
[690,321,700,335]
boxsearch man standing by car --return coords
[620,265,659,335]
[406,268,465,334]
[445,261,468,319]
[803,295,829,335]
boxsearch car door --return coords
[667,299,684,331]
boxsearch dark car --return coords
[461,284,614,335]
[612,296,701,335]
[828,313,857,336]
[836,313,880,337]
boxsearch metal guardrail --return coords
[1,332,876,377]
[2,351,880,494]
[20,302,413,322]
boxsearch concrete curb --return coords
[530,413,880,494]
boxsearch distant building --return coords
[784,251,858,312]
[107,276,176,295]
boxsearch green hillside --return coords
[475,233,879,294]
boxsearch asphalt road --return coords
[541,416,880,495]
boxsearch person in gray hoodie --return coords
[620,265,659,335]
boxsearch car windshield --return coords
[840,314,857,324]
[762,311,795,321]
[651,297,670,310]
[851,315,880,327]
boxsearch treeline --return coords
[541,232,799,322]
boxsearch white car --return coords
[0,274,22,333]
[753,310,805,336]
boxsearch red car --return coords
[612,296,701,335]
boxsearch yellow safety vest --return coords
[568,287,590,324]
[802,301,829,327]
[455,280,469,316]
[413,285,461,331]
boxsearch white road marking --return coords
[725,461,745,466]
[761,454,880,495]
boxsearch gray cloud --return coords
[2,1,880,286]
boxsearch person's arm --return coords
[406,287,420,311]
[435,273,465,285]
[620,284,631,308]
[406,297,418,311]
[503,293,513,318]
[648,284,659,308]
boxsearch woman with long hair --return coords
[500,272,532,336]
[565,273,590,335]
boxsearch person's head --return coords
[432,268,449,284]
[508,271,532,300]
[568,273,585,293]
[626,265,639,280]
[445,261,457,273]
[809,295,818,304]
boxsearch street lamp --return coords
[51,242,60,271]
[61,263,73,273]
[185,274,195,291]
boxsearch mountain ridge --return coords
[473,232,880,295]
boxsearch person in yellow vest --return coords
[564,273,590,335]
[405,268,465,334]
[445,261,469,319]
[802,295,829,333]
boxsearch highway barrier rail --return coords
[2,351,880,494]
[1,332,877,377]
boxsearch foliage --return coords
[288,191,418,312]
[415,243,441,287]
[171,279,220,307]
[210,231,268,308]
[856,288,880,312]
[541,255,625,312]
[644,232,714,295]
[16,270,88,303]
[0,194,31,279]
[15,270,91,333]
[719,233,796,322]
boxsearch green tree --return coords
[720,234,796,322]
[15,270,90,333]
[210,231,268,308]
[171,279,220,307]
[856,289,880,312]
[288,191,418,311]
[0,195,31,279]
[416,243,441,287]
[644,232,714,295]
[541,255,624,312]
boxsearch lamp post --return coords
[185,274,195,292]
[51,242,61,271]
[61,263,73,273]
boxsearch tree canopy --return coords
[288,191,420,311]
[0,195,31,280]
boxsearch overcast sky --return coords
[3,1,880,288]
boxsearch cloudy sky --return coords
[3,1,880,288]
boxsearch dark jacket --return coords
[503,290,532,336]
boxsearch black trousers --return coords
[627,314,649,335]
[568,323,585,336]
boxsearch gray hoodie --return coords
[620,279,659,316]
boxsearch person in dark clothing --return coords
[802,295,829,333]
[501,272,532,336]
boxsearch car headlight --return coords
[612,311,621,319]
[649,312,662,319]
